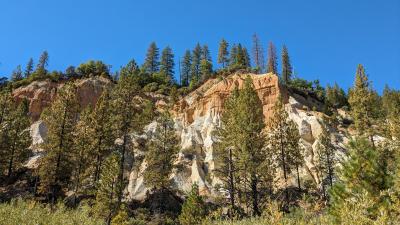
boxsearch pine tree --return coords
[35,51,49,76]
[178,183,207,225]
[200,44,213,81]
[267,96,301,207]
[281,45,292,84]
[242,47,251,68]
[217,39,229,68]
[190,43,202,85]
[252,33,264,73]
[11,65,23,81]
[236,44,246,68]
[0,99,31,177]
[382,86,400,139]
[287,120,303,191]
[71,107,92,203]
[200,59,213,82]
[111,74,143,204]
[329,138,393,217]
[215,77,268,216]
[202,45,212,62]
[266,42,277,74]
[326,83,348,109]
[143,42,160,74]
[143,112,179,212]
[229,44,238,67]
[88,89,115,187]
[160,46,175,81]
[214,87,240,216]
[94,152,122,224]
[236,77,266,216]
[25,58,34,78]
[316,122,336,197]
[181,50,192,86]
[143,112,178,189]
[348,64,380,145]
[38,83,80,202]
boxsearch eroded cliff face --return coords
[126,73,350,200]
[13,77,112,120]
[23,74,350,201]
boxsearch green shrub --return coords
[0,199,103,225]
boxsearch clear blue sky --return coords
[1,0,399,92]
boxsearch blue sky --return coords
[0,0,399,92]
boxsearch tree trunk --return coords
[250,174,260,216]
[296,165,301,191]
[228,148,235,219]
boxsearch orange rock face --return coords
[174,73,285,125]
[13,77,111,120]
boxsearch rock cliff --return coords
[127,73,350,200]
[22,74,350,201]
[13,77,111,120]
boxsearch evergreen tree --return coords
[71,107,92,203]
[200,59,213,82]
[143,112,179,189]
[24,58,34,78]
[88,89,115,186]
[236,44,246,68]
[94,152,122,224]
[11,65,23,82]
[181,50,192,86]
[178,183,207,225]
[214,87,240,216]
[215,77,268,216]
[143,112,179,212]
[143,42,160,74]
[242,47,251,68]
[111,74,143,204]
[229,44,238,67]
[202,45,212,62]
[160,46,175,81]
[65,66,78,79]
[281,45,292,84]
[266,42,277,74]
[236,77,266,216]
[252,33,264,73]
[217,39,229,68]
[267,96,301,207]
[35,51,49,76]
[190,43,202,84]
[38,83,80,202]
[287,121,303,191]
[120,59,139,78]
[0,99,31,177]
[348,64,381,145]
[382,86,400,139]
[326,83,348,109]
[316,122,336,197]
[329,138,394,217]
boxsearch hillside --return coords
[8,73,350,199]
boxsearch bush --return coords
[0,199,103,225]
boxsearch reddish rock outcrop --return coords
[174,73,286,125]
[13,77,112,120]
